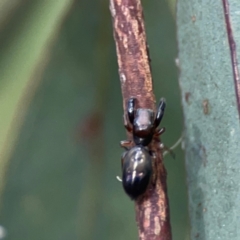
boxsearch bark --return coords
[110,0,172,239]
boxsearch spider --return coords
[120,98,166,199]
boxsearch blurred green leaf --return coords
[177,0,240,239]
[0,0,74,204]
[167,0,177,16]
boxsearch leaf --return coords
[177,0,240,239]
[0,0,74,205]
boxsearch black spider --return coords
[120,98,166,200]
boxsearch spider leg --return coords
[154,98,166,128]
[160,143,176,159]
[155,127,165,137]
[127,98,136,124]
[116,176,122,182]
[123,114,133,133]
[120,140,133,150]
[162,135,183,158]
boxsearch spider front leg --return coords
[123,97,137,133]
[127,98,136,124]
[121,99,135,150]
[154,98,166,128]
[123,114,132,133]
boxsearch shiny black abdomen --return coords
[122,146,152,199]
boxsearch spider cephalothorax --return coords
[124,98,166,146]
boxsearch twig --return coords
[222,0,240,116]
[109,0,172,239]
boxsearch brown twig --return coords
[222,0,240,117]
[109,0,172,239]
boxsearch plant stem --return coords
[110,0,172,239]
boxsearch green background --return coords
[0,0,189,239]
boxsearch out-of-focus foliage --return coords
[0,0,74,205]
[167,0,177,16]
[177,0,240,239]
[0,0,189,240]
